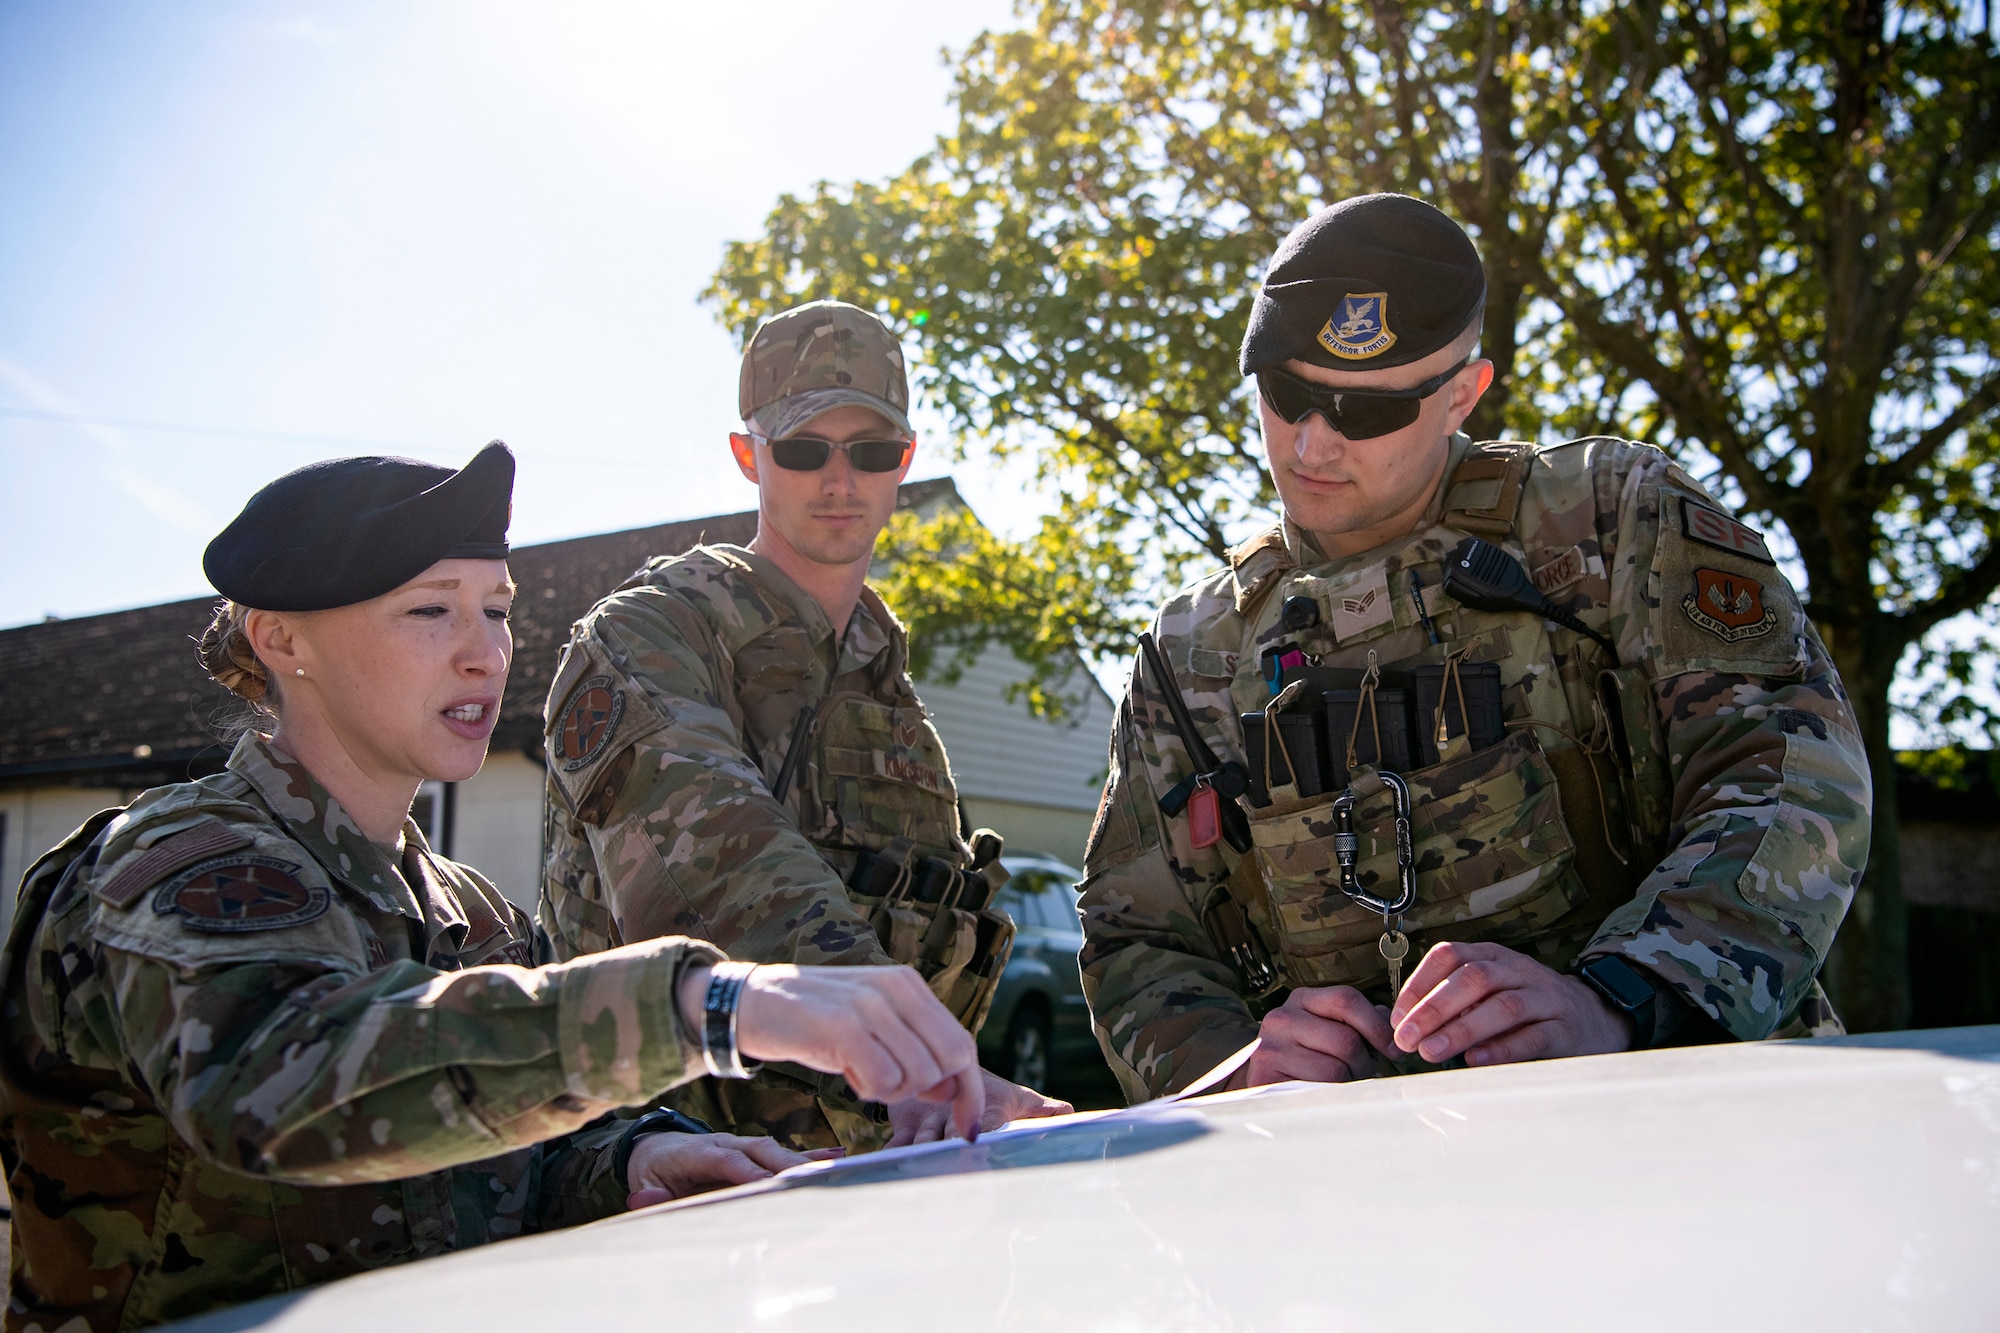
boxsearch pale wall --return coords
[916,647,1109,815]
[451,751,548,912]
[961,797,1093,872]
[1,786,135,935]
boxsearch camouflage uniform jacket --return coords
[0,734,719,1333]
[540,544,981,1150]
[1081,435,1870,1101]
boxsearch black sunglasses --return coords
[756,434,913,473]
[1255,360,1469,440]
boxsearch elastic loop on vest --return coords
[1344,651,1384,774]
[1436,650,1473,750]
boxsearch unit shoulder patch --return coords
[1682,567,1779,643]
[1681,498,1775,565]
[96,823,253,909]
[151,855,331,933]
[554,675,626,773]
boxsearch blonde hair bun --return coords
[197,601,271,703]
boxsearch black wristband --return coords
[701,961,760,1080]
[612,1108,717,1190]
[1574,954,1661,1049]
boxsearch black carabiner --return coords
[1328,771,1416,918]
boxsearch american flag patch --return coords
[97,823,253,909]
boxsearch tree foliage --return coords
[706,0,2000,1028]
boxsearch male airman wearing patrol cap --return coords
[538,300,1070,1150]
[1079,194,1870,1098]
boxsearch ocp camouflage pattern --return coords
[0,734,719,1333]
[1081,435,1868,1100]
[540,544,990,1152]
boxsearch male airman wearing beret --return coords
[1079,194,1870,1098]
[538,300,1068,1149]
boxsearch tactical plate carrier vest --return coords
[1204,441,1672,1000]
[541,548,1016,1035]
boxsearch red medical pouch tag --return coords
[1187,783,1221,850]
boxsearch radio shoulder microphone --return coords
[1441,537,1617,659]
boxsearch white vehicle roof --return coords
[172,1027,2000,1332]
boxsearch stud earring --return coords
[295,668,306,677]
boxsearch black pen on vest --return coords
[1409,568,1441,645]
[770,706,816,806]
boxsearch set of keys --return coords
[1379,924,1410,996]
[1328,770,1418,1000]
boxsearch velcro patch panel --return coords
[96,823,253,910]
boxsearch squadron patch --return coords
[556,676,626,773]
[1316,293,1397,361]
[1681,499,1775,565]
[152,855,330,933]
[1683,568,1778,643]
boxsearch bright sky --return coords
[0,0,1022,629]
[3,2,1980,748]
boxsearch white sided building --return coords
[0,479,1111,931]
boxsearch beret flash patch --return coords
[1683,568,1778,643]
[556,676,626,773]
[152,855,330,933]
[1316,293,1397,360]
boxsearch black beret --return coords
[204,442,515,611]
[1240,194,1485,375]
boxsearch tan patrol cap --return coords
[738,300,913,439]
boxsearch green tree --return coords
[705,0,2000,1031]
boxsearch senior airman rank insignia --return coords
[1328,565,1394,640]
[1317,293,1397,360]
[1683,568,1778,642]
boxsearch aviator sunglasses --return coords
[1255,359,1469,440]
[752,433,914,473]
